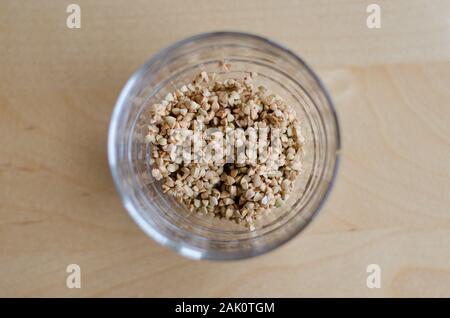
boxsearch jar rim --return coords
[108,31,341,260]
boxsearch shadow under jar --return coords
[108,32,341,260]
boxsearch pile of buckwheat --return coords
[144,63,303,230]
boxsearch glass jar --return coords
[108,32,340,260]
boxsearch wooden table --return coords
[1,0,450,297]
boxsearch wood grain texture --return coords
[1,0,450,297]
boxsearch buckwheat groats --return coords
[144,66,303,231]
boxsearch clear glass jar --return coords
[108,32,340,260]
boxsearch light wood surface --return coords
[1,0,450,297]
